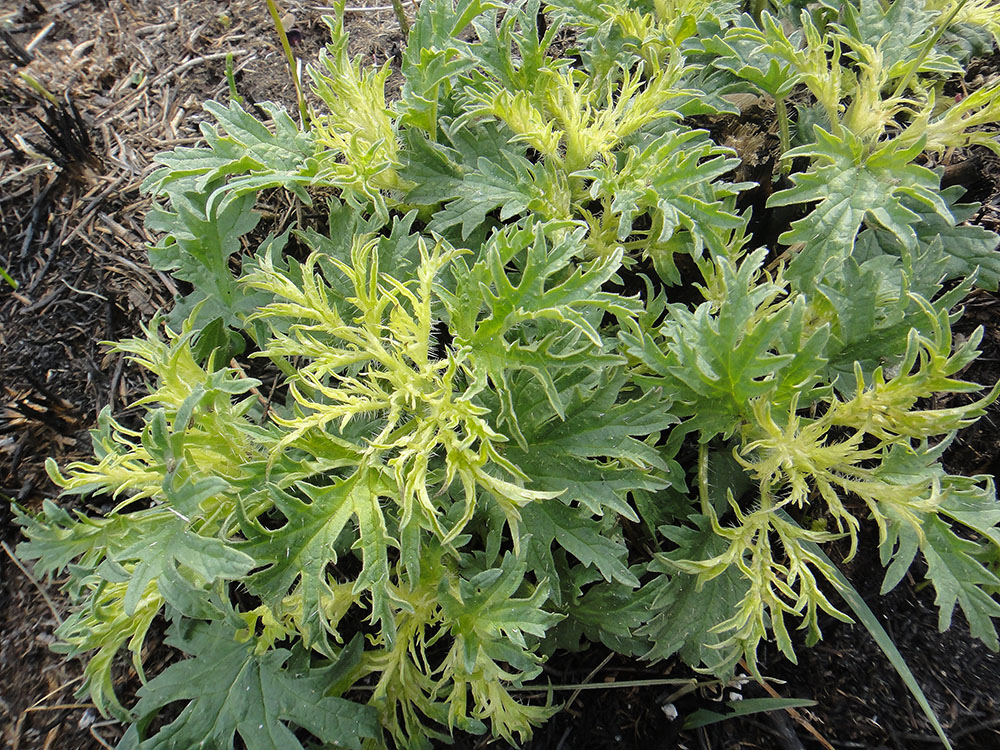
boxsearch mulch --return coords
[1,2,999,749]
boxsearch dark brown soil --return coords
[2,2,1000,750]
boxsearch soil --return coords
[2,2,1000,750]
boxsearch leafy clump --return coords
[15,1,1000,748]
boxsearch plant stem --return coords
[224,52,244,106]
[265,0,309,125]
[391,0,410,39]
[698,441,711,516]
[775,96,791,172]
[892,0,969,100]
[511,677,715,692]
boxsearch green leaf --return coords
[938,476,1000,548]
[622,249,827,437]
[469,0,563,94]
[100,520,253,616]
[553,572,654,655]
[921,515,1000,648]
[286,208,421,325]
[639,515,749,673]
[429,153,558,238]
[403,122,571,239]
[444,221,635,417]
[815,256,920,385]
[399,0,494,134]
[241,473,394,649]
[190,316,247,362]
[120,620,379,750]
[521,501,637,588]
[433,552,563,746]
[506,369,677,519]
[857,186,1000,291]
[838,0,936,74]
[769,128,952,285]
[146,188,266,327]
[15,500,147,581]
[581,126,748,271]
[702,20,800,99]
[144,101,317,208]
[542,0,611,30]
[402,121,509,204]
[440,551,561,675]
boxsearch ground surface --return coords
[2,1,1000,749]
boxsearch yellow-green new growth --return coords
[309,14,408,212]
[926,0,1000,48]
[47,315,261,510]
[469,57,686,175]
[686,303,1000,668]
[245,235,557,545]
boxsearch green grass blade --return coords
[782,513,954,750]
[0,265,17,290]
[683,697,817,729]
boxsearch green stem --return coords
[265,0,309,126]
[775,97,791,173]
[391,0,410,40]
[891,0,969,100]
[511,677,713,692]
[224,52,244,106]
[698,441,711,517]
[349,677,720,692]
